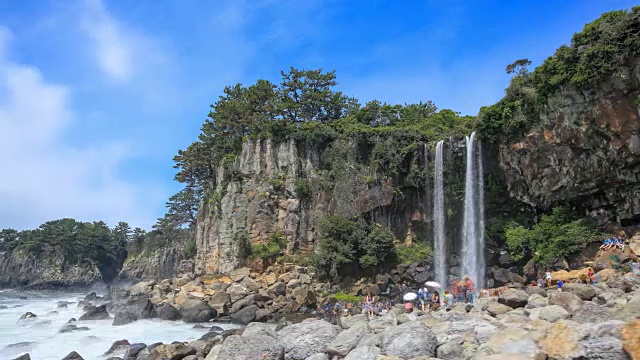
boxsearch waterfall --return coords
[461,131,485,290]
[433,140,447,288]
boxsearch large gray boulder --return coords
[580,337,627,360]
[561,283,596,300]
[157,304,181,321]
[208,293,231,315]
[498,289,529,309]
[525,294,548,309]
[486,303,513,317]
[276,319,340,360]
[343,345,380,360]
[437,341,463,360]
[136,343,196,360]
[242,322,278,338]
[381,321,437,358]
[529,305,569,323]
[326,321,367,357]
[230,305,259,325]
[214,335,283,360]
[180,299,216,323]
[548,292,584,313]
[112,312,137,326]
[571,302,613,324]
[79,305,109,320]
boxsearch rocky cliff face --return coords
[118,245,194,282]
[498,59,640,225]
[195,138,472,275]
[0,247,102,289]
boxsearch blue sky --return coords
[0,0,635,230]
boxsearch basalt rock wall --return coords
[194,138,473,275]
[498,59,640,225]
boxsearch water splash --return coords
[433,140,447,288]
[461,131,485,290]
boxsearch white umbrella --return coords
[403,292,417,301]
[425,281,441,288]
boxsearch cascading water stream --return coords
[461,131,485,290]
[433,140,447,288]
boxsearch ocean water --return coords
[0,289,236,360]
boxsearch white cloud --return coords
[0,26,156,230]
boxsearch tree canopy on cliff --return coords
[478,7,640,142]
[0,219,129,282]
[173,67,475,192]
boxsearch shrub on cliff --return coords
[250,231,286,261]
[505,208,602,266]
[311,216,396,280]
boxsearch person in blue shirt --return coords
[600,238,612,250]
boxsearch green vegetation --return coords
[294,179,312,202]
[504,208,602,265]
[0,219,129,282]
[396,242,432,265]
[173,67,474,198]
[478,8,640,142]
[310,216,396,280]
[333,291,361,303]
[250,231,286,261]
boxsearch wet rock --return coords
[18,312,37,320]
[230,305,259,325]
[3,342,34,351]
[381,321,437,359]
[84,292,98,301]
[180,299,216,323]
[113,312,138,326]
[59,324,88,333]
[61,351,84,360]
[276,319,341,360]
[123,343,147,359]
[67,318,77,324]
[104,339,131,355]
[215,334,284,360]
[79,304,110,320]
[11,354,31,360]
[158,303,181,321]
[498,289,529,309]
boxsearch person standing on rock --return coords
[464,276,475,303]
[545,270,552,288]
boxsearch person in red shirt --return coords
[464,276,475,303]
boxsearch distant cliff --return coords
[0,247,103,289]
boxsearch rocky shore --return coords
[13,270,640,360]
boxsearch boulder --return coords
[215,335,284,360]
[84,292,98,301]
[525,286,547,298]
[226,284,249,303]
[305,354,328,360]
[381,321,437,359]
[180,299,216,323]
[158,304,181,321]
[581,337,627,360]
[571,302,613,324]
[548,292,584,313]
[119,297,157,319]
[539,321,584,359]
[208,292,231,315]
[268,282,286,297]
[18,312,37,320]
[11,354,31,360]
[123,343,147,359]
[61,351,84,360]
[79,304,110,320]
[104,340,130,356]
[343,345,380,360]
[486,303,513,317]
[326,320,367,357]
[530,305,569,323]
[276,319,341,360]
[622,319,640,360]
[230,305,259,325]
[242,322,278,338]
[240,277,260,292]
[498,289,529,309]
[437,341,463,360]
[229,267,250,282]
[561,283,596,300]
[136,343,196,360]
[230,296,254,314]
[525,294,548,309]
[113,312,137,326]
